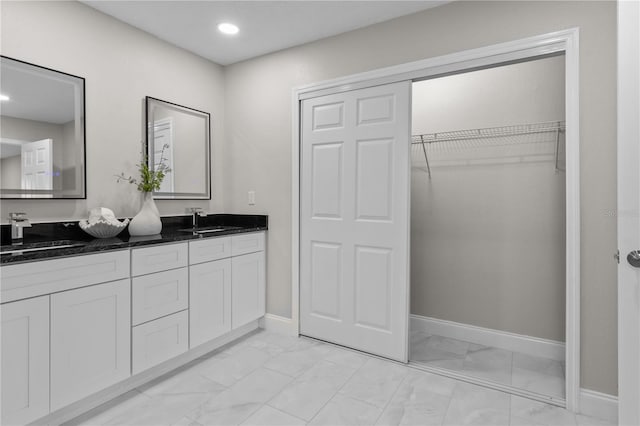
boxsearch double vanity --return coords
[0,215,267,425]
[0,52,257,426]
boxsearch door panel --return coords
[354,246,392,331]
[300,81,411,362]
[356,138,393,220]
[310,242,343,321]
[312,143,343,218]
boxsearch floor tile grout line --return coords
[370,366,414,425]
[439,378,460,426]
[258,405,309,425]
[304,351,370,424]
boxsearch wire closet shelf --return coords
[411,120,566,178]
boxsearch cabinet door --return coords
[1,296,50,425]
[132,310,189,374]
[190,258,232,348]
[51,279,131,411]
[231,251,266,329]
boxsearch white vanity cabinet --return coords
[0,230,266,424]
[50,279,131,411]
[1,296,50,426]
[131,242,190,374]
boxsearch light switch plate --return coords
[248,190,255,205]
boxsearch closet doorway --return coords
[409,55,567,404]
[293,29,580,410]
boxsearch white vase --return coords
[128,192,162,236]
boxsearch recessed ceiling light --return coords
[218,22,239,35]
[0,94,9,101]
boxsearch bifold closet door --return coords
[300,81,411,362]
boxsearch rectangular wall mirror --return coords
[0,56,86,199]
[145,96,211,199]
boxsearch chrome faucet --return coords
[9,212,32,244]
[187,207,206,229]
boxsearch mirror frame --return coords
[0,55,86,199]
[145,96,211,200]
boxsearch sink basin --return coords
[1,240,87,255]
[179,226,243,234]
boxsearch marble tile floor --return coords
[65,330,611,426]
[410,331,566,400]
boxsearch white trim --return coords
[36,321,260,426]
[579,389,618,424]
[292,28,580,411]
[563,27,581,414]
[295,30,573,101]
[259,313,296,336]
[410,315,565,361]
[617,0,640,424]
[291,88,301,337]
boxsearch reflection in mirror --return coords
[0,56,86,199]
[145,97,210,199]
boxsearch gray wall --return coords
[1,155,21,189]
[411,56,566,342]
[224,1,617,395]
[0,0,226,218]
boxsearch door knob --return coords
[628,250,640,268]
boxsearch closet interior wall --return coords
[410,55,566,342]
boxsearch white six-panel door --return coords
[300,81,411,362]
[21,138,53,191]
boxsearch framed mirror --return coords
[145,96,211,199]
[0,56,86,199]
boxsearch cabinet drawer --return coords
[1,250,130,303]
[189,236,232,265]
[132,310,189,374]
[131,242,188,276]
[132,268,188,326]
[231,232,265,256]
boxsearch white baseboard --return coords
[410,315,565,361]
[579,388,618,423]
[259,313,296,336]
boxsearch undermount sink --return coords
[1,240,87,255]
[179,226,243,234]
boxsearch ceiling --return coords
[82,1,448,66]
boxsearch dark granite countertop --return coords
[0,214,267,265]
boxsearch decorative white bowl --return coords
[79,218,129,239]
